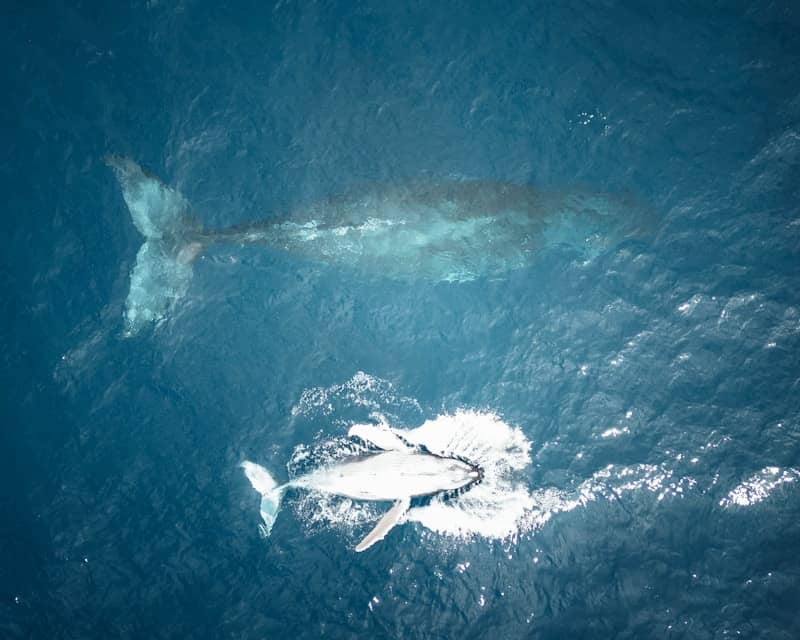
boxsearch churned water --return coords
[2,1,800,638]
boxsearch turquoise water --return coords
[3,1,800,638]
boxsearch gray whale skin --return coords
[106,155,645,335]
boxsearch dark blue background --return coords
[2,1,800,637]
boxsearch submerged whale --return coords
[242,423,482,552]
[107,155,644,334]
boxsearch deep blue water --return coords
[3,1,800,638]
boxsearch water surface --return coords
[2,1,800,638]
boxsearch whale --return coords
[106,155,645,334]
[242,423,482,552]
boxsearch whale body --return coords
[242,423,482,552]
[107,156,644,334]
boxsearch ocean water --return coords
[3,1,800,638]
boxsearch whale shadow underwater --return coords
[106,155,650,335]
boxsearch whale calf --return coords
[107,155,644,334]
[242,423,482,552]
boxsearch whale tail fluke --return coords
[241,460,286,536]
[105,155,205,336]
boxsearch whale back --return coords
[255,180,646,281]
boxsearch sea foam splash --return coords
[397,411,534,540]
[286,408,539,544]
[286,374,668,547]
[288,373,549,544]
[284,373,795,549]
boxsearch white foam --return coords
[396,410,534,540]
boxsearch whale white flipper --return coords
[348,423,410,451]
[355,497,411,552]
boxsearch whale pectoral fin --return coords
[354,497,410,553]
[348,423,411,451]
